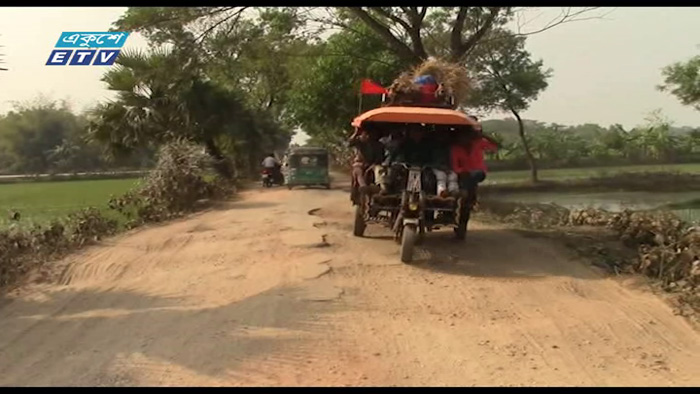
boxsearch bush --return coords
[0,208,118,287]
[109,139,235,226]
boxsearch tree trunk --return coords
[510,108,538,183]
[203,138,234,180]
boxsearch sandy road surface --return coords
[1,178,699,387]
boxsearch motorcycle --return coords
[261,168,274,188]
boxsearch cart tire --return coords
[353,203,366,237]
[454,209,470,240]
[400,224,417,263]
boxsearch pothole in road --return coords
[310,234,331,248]
[298,263,332,280]
[280,231,331,249]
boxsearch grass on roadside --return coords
[0,178,139,229]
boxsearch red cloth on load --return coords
[418,83,438,104]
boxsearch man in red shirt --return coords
[450,119,499,194]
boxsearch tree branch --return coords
[450,7,469,59]
[452,7,503,62]
[514,7,609,36]
[193,7,249,43]
[346,7,422,63]
[370,7,427,59]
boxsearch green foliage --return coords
[88,48,249,178]
[659,55,700,111]
[0,100,120,175]
[481,115,700,170]
[467,31,552,113]
[97,7,300,178]
[286,22,405,153]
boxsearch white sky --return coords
[0,7,698,146]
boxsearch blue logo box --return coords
[47,31,129,66]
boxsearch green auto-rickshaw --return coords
[284,147,331,190]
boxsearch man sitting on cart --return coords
[384,124,435,194]
[386,124,433,167]
[450,121,499,202]
[429,128,459,198]
[348,128,386,193]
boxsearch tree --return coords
[312,7,602,65]
[113,7,250,46]
[88,48,240,178]
[110,7,301,175]
[0,99,94,174]
[286,21,404,152]
[202,8,314,127]
[113,7,311,122]
[658,55,700,111]
[467,31,552,183]
[88,47,292,179]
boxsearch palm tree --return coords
[88,47,283,179]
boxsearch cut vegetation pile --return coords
[387,58,471,107]
[477,199,700,315]
[109,139,235,227]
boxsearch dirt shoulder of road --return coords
[473,207,700,329]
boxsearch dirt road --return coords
[1,179,699,387]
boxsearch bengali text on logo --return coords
[46,31,130,66]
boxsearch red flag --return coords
[360,79,387,95]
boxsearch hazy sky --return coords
[0,6,699,135]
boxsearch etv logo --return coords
[46,31,130,66]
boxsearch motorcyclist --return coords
[261,153,281,183]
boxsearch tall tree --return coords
[658,55,700,111]
[112,7,302,169]
[308,7,602,65]
[467,31,552,183]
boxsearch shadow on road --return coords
[408,227,599,280]
[0,283,345,386]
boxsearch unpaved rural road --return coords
[1,177,699,387]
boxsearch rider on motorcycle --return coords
[261,153,281,183]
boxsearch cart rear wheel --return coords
[400,224,417,263]
[454,209,470,240]
[353,203,366,237]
